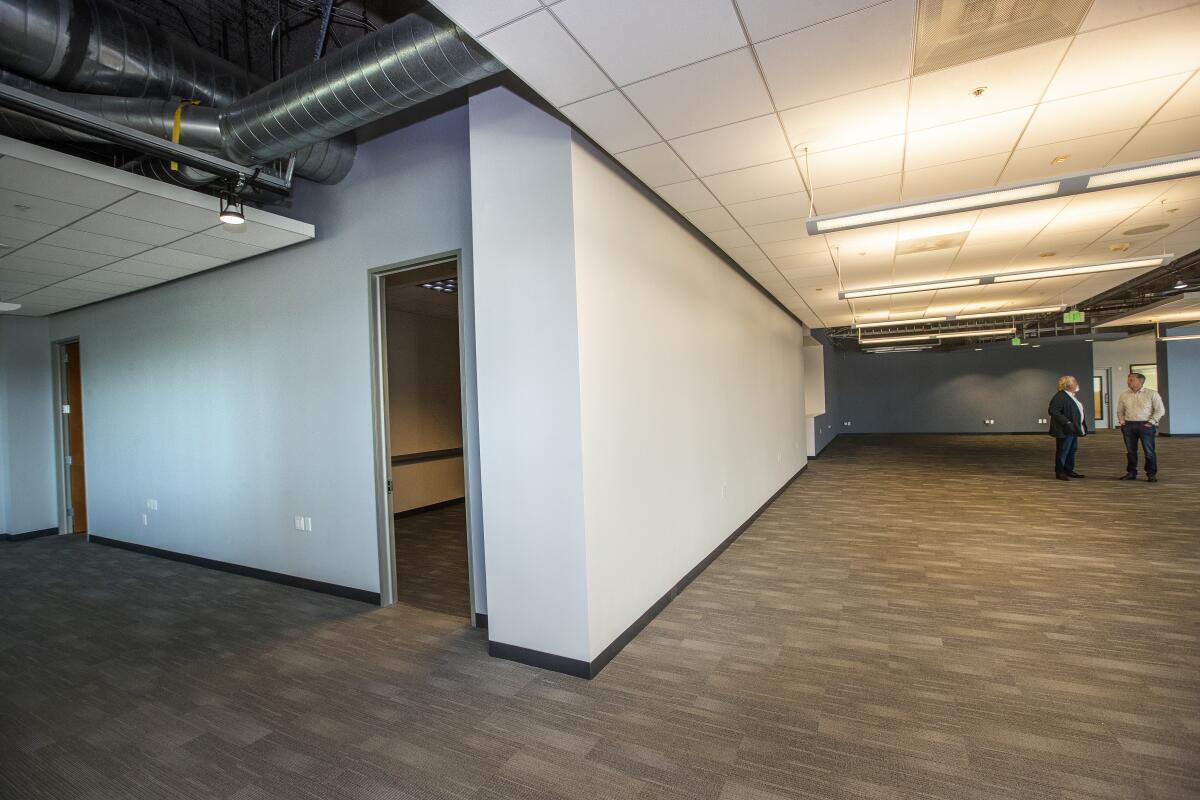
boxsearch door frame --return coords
[1092,368,1111,428]
[367,251,479,622]
[51,337,82,535]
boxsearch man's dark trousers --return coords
[1055,435,1079,476]
[1122,422,1157,476]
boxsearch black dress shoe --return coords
[1147,476,1158,483]
[1067,472,1086,478]
[1056,474,1070,481]
[1119,473,1138,480]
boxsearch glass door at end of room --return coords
[1092,369,1110,429]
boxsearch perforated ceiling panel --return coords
[912,0,1093,75]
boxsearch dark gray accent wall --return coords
[811,329,840,454]
[835,339,1094,434]
[1158,325,1200,435]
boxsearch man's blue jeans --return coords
[1121,423,1157,476]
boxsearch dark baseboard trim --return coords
[840,431,1050,436]
[489,463,809,680]
[87,535,381,605]
[1161,432,1200,437]
[0,527,58,542]
[393,497,465,519]
[474,612,488,629]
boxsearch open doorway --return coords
[370,256,475,621]
[55,339,87,534]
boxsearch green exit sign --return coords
[1063,310,1085,323]
[1011,336,1022,346]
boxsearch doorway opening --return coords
[1093,368,1110,428]
[370,256,475,621]
[54,339,87,534]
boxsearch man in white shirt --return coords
[1116,371,1167,482]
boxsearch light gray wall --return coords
[811,329,840,454]
[0,316,57,534]
[45,105,481,599]
[836,340,1094,433]
[1092,333,1157,428]
[1159,325,1200,435]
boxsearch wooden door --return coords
[63,341,87,533]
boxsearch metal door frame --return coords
[51,337,80,535]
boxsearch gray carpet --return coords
[1,431,1197,799]
[393,502,470,619]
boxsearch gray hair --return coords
[1130,372,1146,383]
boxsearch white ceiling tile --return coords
[1153,71,1200,123]
[813,173,902,214]
[726,192,811,227]
[0,214,56,242]
[702,159,805,205]
[107,260,196,281]
[779,81,908,152]
[0,189,94,227]
[999,130,1134,185]
[1020,74,1188,149]
[670,114,791,176]
[736,0,882,42]
[615,142,694,186]
[624,49,774,139]
[901,154,1008,201]
[740,259,776,275]
[133,247,228,270]
[0,256,95,278]
[0,157,134,209]
[480,10,612,106]
[202,221,310,250]
[169,234,267,262]
[8,243,117,268]
[655,179,719,213]
[966,198,1070,245]
[1080,0,1199,32]
[760,237,828,258]
[430,0,541,34]
[560,90,660,152]
[85,268,161,289]
[1115,115,1200,162]
[755,0,915,109]
[0,268,53,290]
[905,106,1033,170]
[14,285,112,303]
[39,228,149,258]
[774,250,833,271]
[709,228,754,249]
[1045,5,1200,100]
[807,136,904,188]
[723,243,768,262]
[52,276,133,296]
[907,39,1070,131]
[551,0,746,85]
[68,212,193,246]
[684,206,739,233]
[104,193,218,232]
[744,218,811,244]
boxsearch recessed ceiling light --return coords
[1109,242,1130,252]
[815,287,823,291]
[1039,251,1056,258]
[971,86,987,97]
[1051,154,1070,165]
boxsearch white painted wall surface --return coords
[1093,333,1157,428]
[570,137,807,660]
[0,316,57,534]
[44,107,478,597]
[469,88,591,658]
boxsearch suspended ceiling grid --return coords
[431,0,1200,328]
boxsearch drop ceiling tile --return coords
[814,173,902,214]
[709,228,753,249]
[1159,176,1200,202]
[551,0,746,85]
[1154,72,1200,123]
[684,206,739,233]
[774,250,833,271]
[624,49,774,140]
[1115,115,1200,162]
[0,235,31,252]
[615,142,693,187]
[655,180,719,213]
[0,157,135,209]
[133,246,229,270]
[431,0,540,34]
[755,0,916,109]
[905,106,1034,171]
[966,198,1070,245]
[481,11,612,106]
[169,234,267,261]
[723,243,767,262]
[760,237,828,258]
[39,228,149,258]
[1020,74,1188,149]
[68,212,193,246]
[1045,5,1200,101]
[727,192,812,227]
[745,218,811,244]
[107,260,195,281]
[808,136,905,188]
[104,193,218,232]
[703,159,805,206]
[0,271,51,293]
[560,91,660,152]
[1080,0,1199,33]
[671,115,791,177]
[0,214,57,242]
[202,221,310,250]
[1000,130,1135,185]
[740,259,776,275]
[736,0,882,42]
[11,243,118,268]
[901,154,1008,201]
[0,189,94,227]
[779,81,908,153]
[16,285,113,303]
[52,276,133,295]
[907,40,1070,131]
[0,256,95,279]
[85,268,161,289]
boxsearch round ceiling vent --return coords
[1123,223,1169,235]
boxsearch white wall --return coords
[571,137,806,660]
[0,316,57,534]
[1093,333,1157,427]
[44,106,480,599]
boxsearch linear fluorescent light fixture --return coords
[854,316,948,328]
[1159,333,1200,342]
[840,256,1171,300]
[854,306,1063,328]
[808,151,1200,234]
[862,326,1015,346]
[865,345,936,353]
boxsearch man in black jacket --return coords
[1048,375,1088,480]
